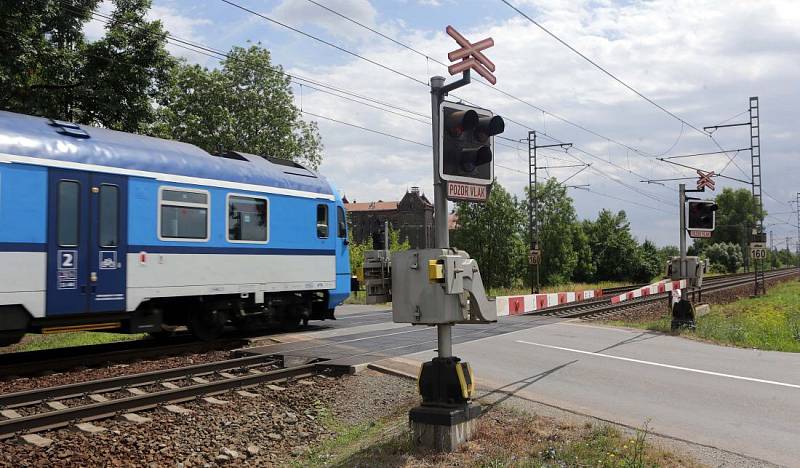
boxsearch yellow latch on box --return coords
[428,259,444,282]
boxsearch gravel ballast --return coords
[0,369,417,467]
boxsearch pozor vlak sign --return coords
[447,181,489,201]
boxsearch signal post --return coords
[672,178,717,330]
[392,26,503,452]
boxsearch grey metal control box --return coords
[392,248,496,325]
[363,250,391,304]
[669,256,706,288]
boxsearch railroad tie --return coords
[120,413,152,424]
[21,434,53,448]
[46,401,69,410]
[75,422,106,434]
[202,397,229,405]
[0,409,22,419]
[127,388,147,396]
[163,405,193,415]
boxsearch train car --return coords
[0,110,351,345]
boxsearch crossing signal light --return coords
[440,102,504,184]
[687,201,718,231]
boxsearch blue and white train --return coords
[0,110,351,345]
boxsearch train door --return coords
[47,170,128,315]
[335,205,351,294]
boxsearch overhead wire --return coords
[499,0,708,136]
[218,0,428,86]
[79,7,431,121]
[302,0,689,170]
[221,0,691,201]
[72,1,680,213]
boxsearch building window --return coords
[228,194,268,243]
[57,180,80,247]
[337,206,346,238]
[316,204,329,238]
[159,188,209,240]
[98,184,119,247]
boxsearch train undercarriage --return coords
[0,290,335,346]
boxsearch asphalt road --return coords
[282,304,800,465]
[406,319,800,467]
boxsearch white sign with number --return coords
[750,242,767,259]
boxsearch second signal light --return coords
[440,101,504,185]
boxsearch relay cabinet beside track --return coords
[0,110,351,345]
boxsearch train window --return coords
[228,195,268,243]
[337,206,346,238]
[159,187,209,241]
[99,185,119,247]
[316,204,329,238]
[57,181,80,247]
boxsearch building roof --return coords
[0,110,333,197]
[345,201,399,212]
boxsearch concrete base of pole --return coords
[409,403,481,452]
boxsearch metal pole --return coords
[770,230,774,269]
[527,132,534,294]
[533,132,540,294]
[797,193,800,270]
[384,220,389,252]
[749,96,765,295]
[679,184,688,301]
[430,76,452,359]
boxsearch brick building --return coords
[344,187,434,249]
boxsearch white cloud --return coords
[215,1,800,244]
[147,4,212,61]
[270,0,377,42]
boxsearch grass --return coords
[3,331,146,353]
[296,401,694,467]
[345,290,368,305]
[607,280,800,353]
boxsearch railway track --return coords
[0,354,325,439]
[532,268,798,321]
[0,335,248,378]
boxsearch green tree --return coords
[693,188,762,252]
[583,209,641,281]
[387,226,410,252]
[524,179,584,285]
[451,182,526,289]
[703,242,743,273]
[81,0,176,131]
[635,240,663,283]
[0,0,98,117]
[0,0,174,132]
[153,45,323,168]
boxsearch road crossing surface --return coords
[262,304,800,466]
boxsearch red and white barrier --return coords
[609,279,687,304]
[495,288,603,317]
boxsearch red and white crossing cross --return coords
[696,169,716,191]
[445,25,497,85]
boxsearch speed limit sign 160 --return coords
[750,247,767,259]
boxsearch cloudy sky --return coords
[91,0,800,247]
